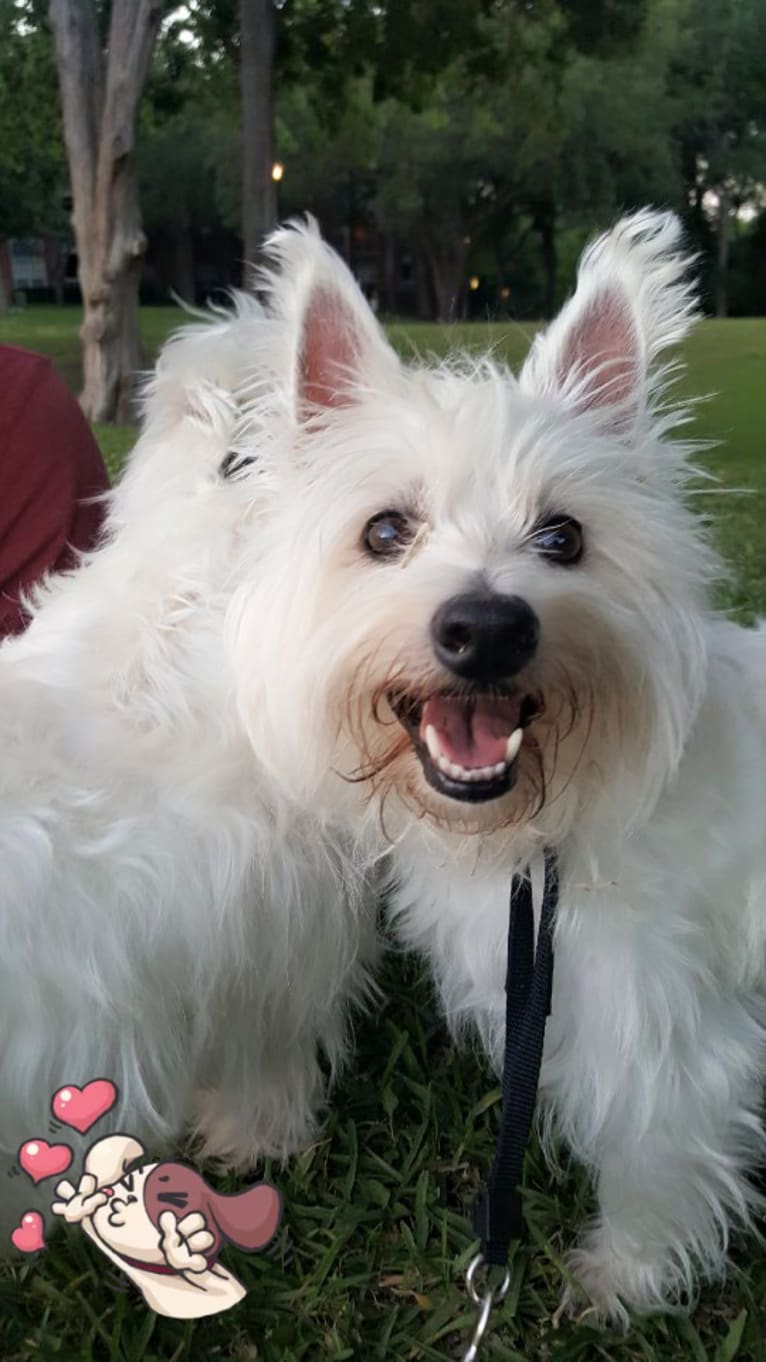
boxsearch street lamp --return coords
[271,162,284,183]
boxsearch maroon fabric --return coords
[0,344,110,638]
[114,1254,179,1276]
[144,1161,282,1262]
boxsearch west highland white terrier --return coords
[1,209,764,1325]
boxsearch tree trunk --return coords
[49,0,163,423]
[714,184,731,319]
[240,0,277,285]
[413,247,434,319]
[682,139,706,236]
[534,202,557,319]
[425,241,467,322]
[53,242,66,306]
[170,224,196,305]
[381,231,396,314]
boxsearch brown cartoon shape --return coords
[144,1162,280,1260]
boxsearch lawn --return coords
[0,306,765,1362]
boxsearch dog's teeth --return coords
[433,752,512,784]
[424,724,442,762]
[505,728,523,763]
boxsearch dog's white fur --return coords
[1,210,764,1324]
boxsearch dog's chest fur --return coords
[389,615,766,1166]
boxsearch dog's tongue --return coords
[421,694,521,769]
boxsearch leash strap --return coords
[463,851,559,1357]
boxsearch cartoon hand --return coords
[51,1172,108,1224]
[158,1209,215,1274]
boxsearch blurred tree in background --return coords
[0,0,66,307]
[671,0,766,314]
[0,1,65,238]
[48,0,163,421]
[1,0,765,368]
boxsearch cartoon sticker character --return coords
[51,1134,281,1318]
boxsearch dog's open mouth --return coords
[388,688,538,803]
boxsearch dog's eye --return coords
[363,511,415,559]
[529,515,583,565]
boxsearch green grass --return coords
[0,307,765,1362]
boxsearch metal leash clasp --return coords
[461,1253,511,1362]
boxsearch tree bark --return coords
[424,236,468,322]
[380,231,396,314]
[169,224,196,304]
[533,201,557,319]
[714,184,731,319]
[413,247,434,319]
[49,0,163,423]
[240,0,277,285]
[53,241,66,306]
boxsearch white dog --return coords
[1,209,764,1326]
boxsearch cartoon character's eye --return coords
[528,514,584,566]
[157,1190,189,1207]
[363,511,416,560]
[123,1172,134,1192]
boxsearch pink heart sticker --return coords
[51,1079,117,1133]
[18,1139,73,1184]
[11,1211,46,1254]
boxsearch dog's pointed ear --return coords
[520,210,697,429]
[260,217,398,421]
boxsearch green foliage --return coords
[275,78,378,227]
[139,8,241,236]
[277,0,498,107]
[268,0,766,317]
[556,3,684,220]
[4,0,766,317]
[0,0,66,237]
[671,0,766,199]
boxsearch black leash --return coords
[462,850,559,1360]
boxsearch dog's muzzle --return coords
[387,592,540,804]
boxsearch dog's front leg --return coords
[191,936,375,1170]
[191,1029,325,1170]
[554,960,765,1326]
[568,1108,755,1325]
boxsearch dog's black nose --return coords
[431,592,540,682]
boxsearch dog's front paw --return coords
[563,1224,692,1328]
[562,1241,631,1330]
[190,1087,316,1171]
